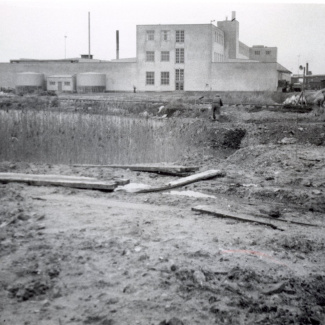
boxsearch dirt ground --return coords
[1,98,325,325]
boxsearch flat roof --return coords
[48,75,74,78]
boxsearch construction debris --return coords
[283,93,306,106]
[193,204,323,229]
[116,170,225,193]
[192,205,284,230]
[282,92,313,112]
[72,164,199,176]
[0,173,129,191]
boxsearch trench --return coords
[0,109,200,165]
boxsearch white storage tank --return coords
[77,72,106,93]
[15,72,45,93]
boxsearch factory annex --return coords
[0,12,291,92]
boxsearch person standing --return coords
[212,94,223,120]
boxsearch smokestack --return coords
[116,30,119,60]
[306,62,309,75]
[88,12,91,59]
[232,11,236,20]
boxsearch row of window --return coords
[214,52,224,62]
[49,81,71,86]
[214,31,224,45]
[146,30,185,43]
[146,69,184,85]
[254,50,272,55]
[146,49,184,63]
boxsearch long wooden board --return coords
[118,170,224,193]
[72,164,199,176]
[192,205,284,230]
[0,173,129,191]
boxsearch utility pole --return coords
[302,66,306,92]
[88,12,91,59]
[64,35,67,59]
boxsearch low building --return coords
[291,74,325,90]
[47,75,76,92]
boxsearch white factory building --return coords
[0,12,291,92]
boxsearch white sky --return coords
[1,0,325,74]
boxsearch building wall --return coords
[238,41,250,60]
[249,46,277,62]
[217,20,239,60]
[0,62,136,91]
[210,62,278,91]
[278,71,291,82]
[106,63,137,91]
[211,26,225,62]
[136,24,215,91]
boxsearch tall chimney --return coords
[88,12,91,59]
[306,62,309,75]
[232,11,236,20]
[116,30,119,60]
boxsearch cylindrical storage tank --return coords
[15,72,45,93]
[77,72,106,93]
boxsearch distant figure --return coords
[133,86,137,93]
[319,90,325,107]
[212,94,223,120]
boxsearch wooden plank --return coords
[0,173,129,191]
[118,170,224,193]
[72,164,199,176]
[192,205,284,231]
[0,173,97,181]
[0,173,129,186]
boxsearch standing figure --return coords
[212,94,223,120]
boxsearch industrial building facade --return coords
[0,12,291,92]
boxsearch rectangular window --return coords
[161,30,170,41]
[266,50,271,55]
[146,72,155,85]
[161,51,170,62]
[49,81,55,85]
[175,69,184,90]
[176,30,185,43]
[146,30,154,41]
[161,72,170,85]
[254,51,260,55]
[146,51,155,62]
[176,48,184,63]
[64,82,70,86]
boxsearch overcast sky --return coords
[1,0,325,74]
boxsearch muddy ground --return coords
[0,96,325,325]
